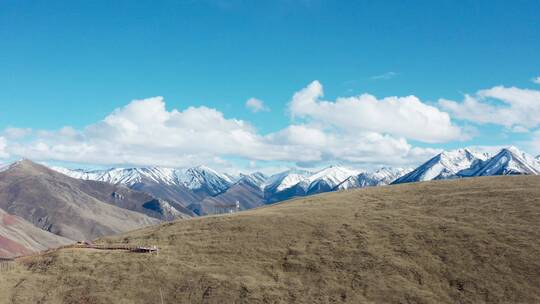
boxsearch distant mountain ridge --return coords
[50,146,540,215]
[467,147,540,176]
[393,147,540,184]
[336,167,412,190]
[1,146,538,257]
[53,165,233,195]
[392,149,489,184]
[53,165,403,212]
[53,165,234,215]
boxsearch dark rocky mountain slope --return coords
[0,160,162,241]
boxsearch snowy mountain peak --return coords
[393,147,540,185]
[238,172,267,188]
[101,167,177,185]
[263,166,359,196]
[336,167,411,190]
[393,148,487,184]
[189,165,222,176]
[306,166,360,194]
[497,146,534,161]
[368,167,412,183]
[181,165,232,184]
[47,146,540,211]
[440,148,489,163]
[502,146,522,154]
[52,165,233,194]
[263,169,312,192]
[308,166,359,184]
[470,146,540,176]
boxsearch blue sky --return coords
[1,0,540,172]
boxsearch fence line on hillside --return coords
[0,244,158,268]
[65,243,159,254]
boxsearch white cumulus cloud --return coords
[3,93,439,169]
[266,125,438,167]
[439,86,540,131]
[289,81,464,143]
[7,97,279,167]
[245,98,269,113]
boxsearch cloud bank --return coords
[1,81,458,169]
[4,80,539,170]
[439,86,540,131]
[289,81,464,143]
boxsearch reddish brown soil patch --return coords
[0,235,31,258]
[1,213,19,226]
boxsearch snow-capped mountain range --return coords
[262,166,361,195]
[306,166,360,194]
[337,167,412,190]
[392,148,489,184]
[392,147,540,184]
[50,146,540,215]
[466,147,540,176]
[238,172,269,189]
[263,169,312,193]
[53,165,234,196]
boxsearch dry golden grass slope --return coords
[1,175,540,304]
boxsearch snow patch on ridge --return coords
[52,165,233,194]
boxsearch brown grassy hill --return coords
[1,176,540,304]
